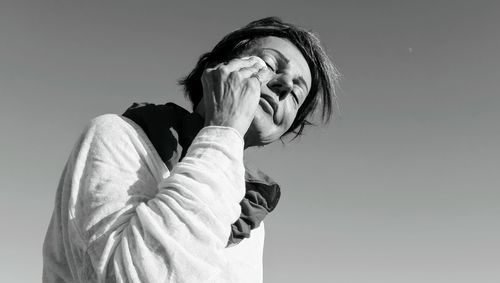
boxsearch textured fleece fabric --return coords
[43,114,264,283]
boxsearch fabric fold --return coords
[123,102,281,245]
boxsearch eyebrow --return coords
[261,48,310,93]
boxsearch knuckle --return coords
[245,55,256,62]
[231,57,244,63]
[202,67,218,79]
[202,68,212,75]
[219,65,230,75]
[229,71,242,81]
[247,77,260,88]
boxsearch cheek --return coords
[253,106,274,129]
[280,101,299,128]
[251,101,299,137]
[249,105,297,144]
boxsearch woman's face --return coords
[242,36,312,147]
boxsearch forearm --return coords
[79,122,246,282]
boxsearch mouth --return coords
[259,94,278,116]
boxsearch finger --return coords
[249,75,262,87]
[254,67,272,83]
[201,69,220,104]
[222,56,265,73]
[242,67,271,88]
[236,64,264,79]
[240,56,267,69]
[243,76,262,98]
[246,56,267,71]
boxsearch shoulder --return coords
[81,114,149,146]
[79,114,166,178]
[73,114,151,162]
[86,114,131,137]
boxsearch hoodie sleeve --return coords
[66,114,245,283]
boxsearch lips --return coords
[260,94,278,116]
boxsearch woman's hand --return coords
[201,56,267,137]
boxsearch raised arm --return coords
[67,115,245,282]
[63,57,267,282]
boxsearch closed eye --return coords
[265,62,275,72]
[291,91,300,104]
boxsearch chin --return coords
[244,107,284,147]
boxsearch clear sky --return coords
[1,0,499,282]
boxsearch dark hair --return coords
[179,17,341,138]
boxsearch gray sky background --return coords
[1,0,499,282]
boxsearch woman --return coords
[43,17,340,283]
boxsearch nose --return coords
[267,73,294,99]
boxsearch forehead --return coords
[247,36,312,91]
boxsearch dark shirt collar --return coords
[123,102,281,245]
